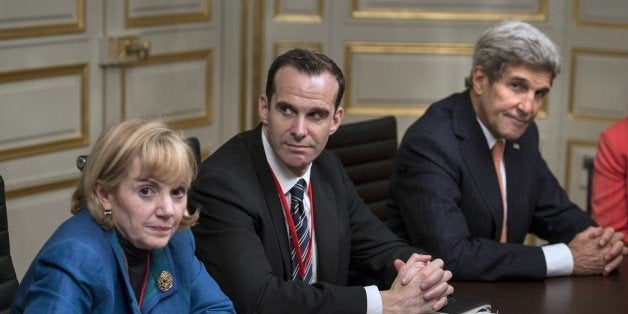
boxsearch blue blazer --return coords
[387,90,595,281]
[12,210,234,313]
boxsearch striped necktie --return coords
[289,178,313,283]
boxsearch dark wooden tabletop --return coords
[449,261,628,314]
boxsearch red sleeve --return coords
[591,119,628,242]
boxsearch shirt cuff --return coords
[542,243,574,277]
[365,285,383,314]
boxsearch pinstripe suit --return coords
[387,90,595,281]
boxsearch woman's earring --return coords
[104,208,112,216]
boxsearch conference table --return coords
[449,261,627,313]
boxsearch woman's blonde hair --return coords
[71,119,199,230]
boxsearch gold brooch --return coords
[157,271,173,292]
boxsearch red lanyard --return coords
[269,170,315,280]
[137,254,150,306]
[122,252,151,307]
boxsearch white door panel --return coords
[102,0,224,155]
[1,0,241,279]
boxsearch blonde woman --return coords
[13,119,234,313]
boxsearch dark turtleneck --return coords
[116,230,150,304]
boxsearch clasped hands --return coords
[381,253,454,313]
[569,226,628,276]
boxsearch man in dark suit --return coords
[388,20,626,281]
[189,48,453,313]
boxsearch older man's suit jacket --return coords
[387,90,595,281]
[190,125,422,313]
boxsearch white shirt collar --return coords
[476,117,500,149]
[261,128,312,194]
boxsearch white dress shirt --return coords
[477,118,573,277]
[261,130,384,312]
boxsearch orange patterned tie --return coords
[492,140,507,242]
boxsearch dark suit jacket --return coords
[387,90,595,281]
[190,125,422,313]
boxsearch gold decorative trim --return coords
[120,50,213,130]
[200,149,210,161]
[0,0,85,40]
[6,177,79,200]
[344,42,473,116]
[563,139,597,194]
[240,0,249,131]
[274,41,323,57]
[0,63,89,162]
[252,0,265,127]
[125,0,211,27]
[568,48,628,122]
[274,0,323,23]
[573,0,628,29]
[536,98,549,120]
[351,0,547,21]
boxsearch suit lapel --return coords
[245,126,294,279]
[452,92,505,240]
[141,247,178,312]
[309,166,339,282]
[107,232,141,313]
[243,126,342,282]
[107,232,180,313]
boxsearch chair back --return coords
[0,175,19,312]
[186,136,202,169]
[325,116,397,222]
